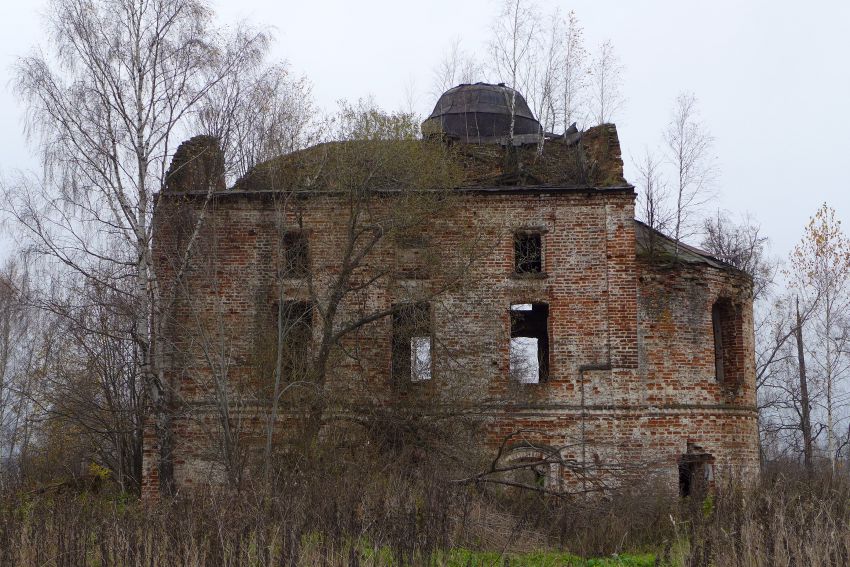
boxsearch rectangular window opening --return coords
[278,300,313,380]
[396,237,430,280]
[283,230,309,278]
[510,302,549,383]
[514,232,542,274]
[392,302,432,383]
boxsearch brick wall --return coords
[143,184,758,498]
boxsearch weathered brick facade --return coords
[144,125,757,499]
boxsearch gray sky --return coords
[1,0,848,259]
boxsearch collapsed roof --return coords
[229,123,627,193]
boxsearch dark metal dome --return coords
[422,83,542,145]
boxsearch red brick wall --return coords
[143,186,757,498]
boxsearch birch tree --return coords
[526,10,561,137]
[432,38,483,96]
[664,92,716,251]
[588,40,624,125]
[790,204,850,471]
[560,10,587,133]
[489,0,539,143]
[634,149,671,257]
[8,0,283,495]
[195,62,316,182]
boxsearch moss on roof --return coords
[230,124,627,194]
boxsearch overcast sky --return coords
[1,0,848,260]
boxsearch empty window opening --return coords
[712,303,725,383]
[510,302,549,383]
[514,232,542,274]
[282,230,309,278]
[711,298,742,388]
[392,303,432,383]
[277,300,313,380]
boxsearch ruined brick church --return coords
[144,83,757,498]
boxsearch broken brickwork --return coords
[143,125,757,499]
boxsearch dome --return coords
[422,83,542,145]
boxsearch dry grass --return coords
[2,461,850,565]
[681,465,850,566]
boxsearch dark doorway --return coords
[678,444,715,497]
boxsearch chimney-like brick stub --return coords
[165,135,226,193]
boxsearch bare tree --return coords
[701,211,773,300]
[152,100,503,490]
[588,40,625,125]
[633,148,672,257]
[559,10,587,134]
[525,10,562,138]
[0,258,148,491]
[664,92,716,252]
[789,204,850,472]
[195,62,316,182]
[275,102,485,444]
[793,296,815,471]
[755,291,825,470]
[401,75,420,117]
[8,0,285,495]
[432,38,483,96]
[35,275,146,492]
[0,260,47,488]
[489,0,540,143]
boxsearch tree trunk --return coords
[825,293,836,474]
[795,296,813,474]
[264,295,286,487]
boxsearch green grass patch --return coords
[355,542,659,566]
[442,548,656,566]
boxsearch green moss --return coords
[231,124,626,194]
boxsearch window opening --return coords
[712,303,725,384]
[282,231,309,278]
[514,232,542,274]
[392,303,432,382]
[396,237,429,279]
[278,300,313,380]
[513,456,548,488]
[503,446,561,492]
[711,298,742,388]
[510,302,549,383]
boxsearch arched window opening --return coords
[711,298,743,389]
[502,446,562,493]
